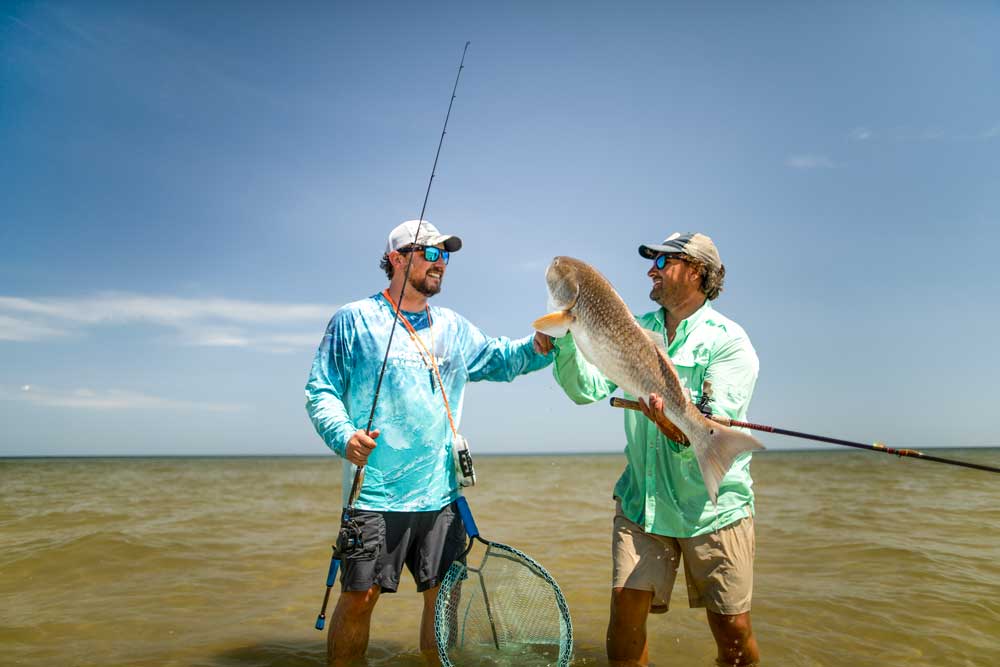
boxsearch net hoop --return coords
[434,539,573,667]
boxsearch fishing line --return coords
[314,42,471,632]
[610,397,1000,474]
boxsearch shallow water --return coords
[1,451,998,666]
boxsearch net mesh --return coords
[435,541,573,667]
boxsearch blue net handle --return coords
[455,495,479,538]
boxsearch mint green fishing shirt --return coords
[552,300,759,537]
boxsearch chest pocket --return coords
[664,348,709,455]
[670,345,711,404]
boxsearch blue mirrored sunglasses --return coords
[400,245,450,265]
[654,253,685,270]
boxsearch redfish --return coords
[534,256,763,504]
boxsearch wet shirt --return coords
[552,300,759,537]
[306,292,553,512]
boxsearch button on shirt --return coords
[552,300,759,537]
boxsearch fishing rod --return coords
[345,41,471,507]
[610,397,1000,474]
[315,42,471,632]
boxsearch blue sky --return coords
[2,1,998,456]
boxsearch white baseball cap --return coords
[385,220,462,254]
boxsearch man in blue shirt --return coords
[305,219,553,665]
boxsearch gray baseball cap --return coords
[638,232,722,270]
[386,220,462,254]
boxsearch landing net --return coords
[434,541,573,667]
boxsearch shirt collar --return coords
[660,299,712,349]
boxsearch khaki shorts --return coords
[612,500,755,615]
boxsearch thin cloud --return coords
[0,293,335,351]
[919,128,945,142]
[849,127,872,141]
[875,125,999,143]
[2,385,244,411]
[5,14,45,39]
[37,4,289,115]
[785,155,837,170]
[516,259,553,274]
[262,333,322,347]
[0,294,331,324]
[0,315,71,342]
[176,328,252,348]
[847,123,989,144]
[257,333,324,354]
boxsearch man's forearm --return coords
[551,333,616,404]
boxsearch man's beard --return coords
[649,282,677,307]
[409,272,442,297]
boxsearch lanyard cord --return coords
[381,289,458,436]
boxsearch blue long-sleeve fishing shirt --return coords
[306,292,553,512]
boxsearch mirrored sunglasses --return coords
[654,253,685,270]
[400,245,450,265]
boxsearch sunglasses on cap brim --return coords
[399,245,450,264]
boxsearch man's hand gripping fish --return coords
[533,256,764,504]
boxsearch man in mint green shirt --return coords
[539,232,760,667]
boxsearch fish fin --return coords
[652,344,682,390]
[532,311,575,337]
[643,328,668,354]
[546,283,580,314]
[689,417,765,505]
[546,292,559,314]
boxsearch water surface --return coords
[2,451,998,666]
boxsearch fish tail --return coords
[689,419,765,505]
